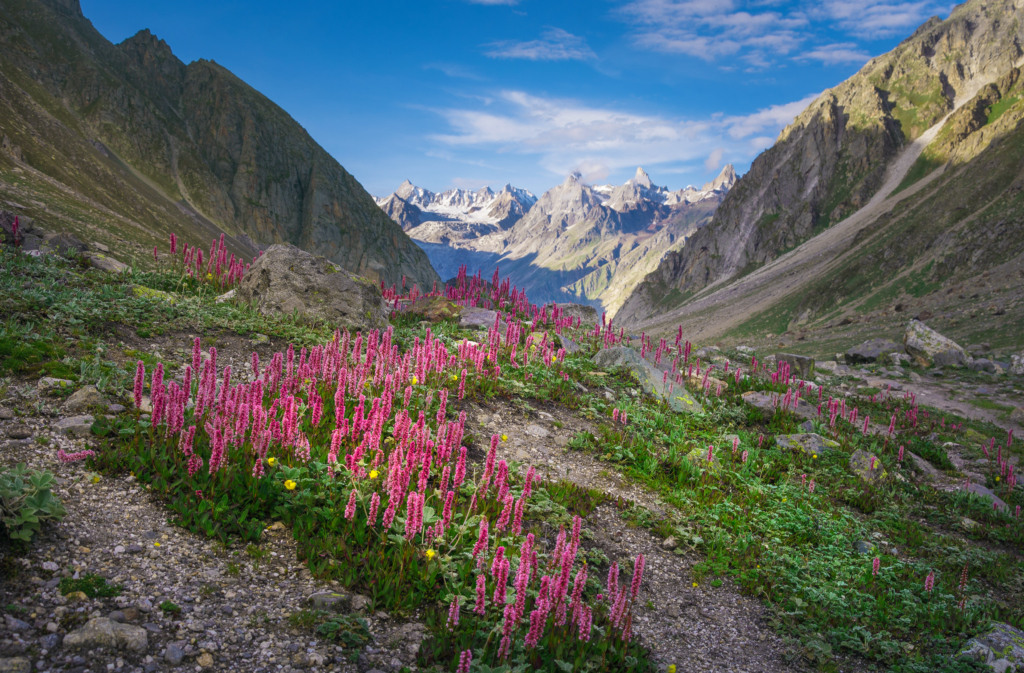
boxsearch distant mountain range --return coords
[0,0,437,287]
[376,165,735,312]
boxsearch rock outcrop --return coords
[591,347,702,414]
[237,244,388,330]
[904,320,968,367]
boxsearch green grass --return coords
[59,574,122,598]
[891,154,944,196]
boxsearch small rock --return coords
[775,353,815,379]
[965,483,1008,510]
[108,611,126,623]
[4,615,30,632]
[0,407,13,420]
[37,377,74,394]
[39,633,60,650]
[0,657,31,673]
[524,424,550,439]
[660,536,679,551]
[1010,407,1024,424]
[65,591,89,602]
[776,433,839,456]
[6,425,31,440]
[164,643,185,665]
[214,289,236,304]
[54,415,95,438]
[61,386,106,413]
[107,403,126,413]
[846,339,903,365]
[849,450,886,484]
[854,540,875,554]
[197,652,214,668]
[307,592,352,613]
[41,561,58,572]
[62,617,148,652]
[968,359,997,373]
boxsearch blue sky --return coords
[83,0,952,197]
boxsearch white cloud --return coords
[423,63,485,80]
[705,148,724,171]
[615,0,950,67]
[431,90,818,180]
[463,0,518,4]
[484,28,596,61]
[798,42,871,64]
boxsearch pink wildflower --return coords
[872,557,880,576]
[924,571,935,593]
[133,360,145,408]
[345,489,357,520]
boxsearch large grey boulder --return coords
[555,303,598,326]
[959,622,1024,671]
[63,617,148,652]
[846,339,903,364]
[966,483,1008,510]
[904,320,967,367]
[776,433,839,456]
[850,450,886,484]
[592,347,702,413]
[741,391,817,421]
[1010,354,1024,376]
[775,353,814,379]
[62,386,107,413]
[237,244,388,330]
[55,415,95,437]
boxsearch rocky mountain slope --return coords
[619,0,1024,346]
[0,0,437,286]
[380,166,734,313]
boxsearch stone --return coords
[197,652,214,668]
[63,617,148,653]
[966,483,1008,510]
[236,243,388,330]
[306,592,353,613]
[1010,408,1024,424]
[458,306,498,330]
[406,295,461,323]
[846,339,903,364]
[969,358,997,373]
[214,289,236,304]
[890,352,912,366]
[0,407,13,420]
[854,540,875,554]
[524,424,550,439]
[54,415,95,438]
[385,622,427,661]
[798,420,815,433]
[62,386,106,413]
[83,252,130,273]
[816,360,839,374]
[559,335,581,354]
[164,643,185,665]
[90,242,110,253]
[849,450,887,484]
[774,353,814,379]
[108,404,126,413]
[660,536,679,551]
[0,658,31,673]
[37,377,74,393]
[775,433,839,456]
[4,615,30,632]
[554,303,598,326]
[131,286,175,303]
[591,347,703,414]
[906,451,942,480]
[350,594,372,613]
[1011,354,1024,376]
[903,320,967,367]
[741,391,817,421]
[6,425,31,440]
[959,623,1024,672]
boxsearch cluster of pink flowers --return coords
[169,233,253,288]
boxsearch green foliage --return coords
[316,613,373,651]
[0,464,66,542]
[159,600,181,615]
[59,574,122,598]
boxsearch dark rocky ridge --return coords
[0,0,437,287]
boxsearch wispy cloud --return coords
[798,42,871,64]
[463,0,518,5]
[484,28,596,61]
[423,62,486,80]
[615,0,949,68]
[431,90,819,180]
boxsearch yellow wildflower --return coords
[369,470,380,479]
[153,542,161,547]
[782,498,787,503]
[812,454,818,459]
[451,374,458,381]
[425,549,436,561]
[668,666,677,673]
[411,376,418,385]
[501,434,508,442]
[206,273,213,280]
[692,582,698,588]
[268,457,277,467]
[284,480,297,491]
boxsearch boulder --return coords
[554,303,598,326]
[407,295,461,323]
[845,339,903,364]
[1011,354,1024,376]
[458,306,498,331]
[62,386,107,413]
[1011,407,1024,424]
[559,335,581,354]
[214,289,236,304]
[775,433,839,456]
[592,347,702,414]
[959,622,1024,672]
[966,483,1008,510]
[307,591,354,613]
[741,391,817,421]
[237,244,388,330]
[775,353,814,379]
[83,251,130,273]
[55,415,95,438]
[63,617,148,652]
[968,358,997,373]
[38,377,74,394]
[41,232,87,258]
[0,658,31,673]
[849,450,886,484]
[904,320,967,367]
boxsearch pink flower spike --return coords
[872,557,880,576]
[344,489,357,520]
[924,571,935,593]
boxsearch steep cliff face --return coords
[0,0,437,286]
[623,0,1024,323]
